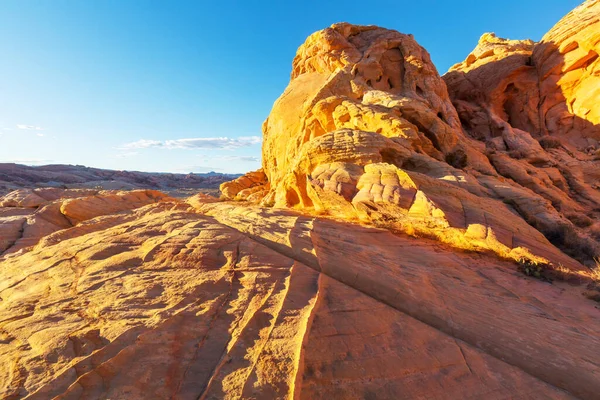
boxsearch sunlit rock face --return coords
[444,0,600,265]
[535,0,600,142]
[223,9,600,268]
[1,191,600,399]
[2,3,600,400]
[219,168,269,201]
[261,23,491,208]
[0,189,170,255]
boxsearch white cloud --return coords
[213,155,259,162]
[121,139,162,149]
[121,136,262,150]
[17,124,44,131]
[36,133,45,137]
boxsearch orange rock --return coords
[220,13,598,268]
[60,190,170,224]
[185,192,220,208]
[1,3,600,399]
[0,188,99,208]
[444,0,600,266]
[1,199,598,398]
[0,189,171,256]
[535,0,600,142]
[220,168,269,201]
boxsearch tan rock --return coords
[60,190,169,224]
[0,188,99,208]
[219,13,598,268]
[0,190,47,208]
[535,0,600,142]
[0,190,171,256]
[1,3,600,399]
[185,192,220,208]
[0,199,598,399]
[220,169,268,201]
[260,23,484,206]
[0,215,27,253]
[444,0,600,266]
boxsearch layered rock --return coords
[446,0,600,146]
[444,0,600,265]
[219,169,269,201]
[0,189,170,255]
[222,10,600,269]
[0,188,99,208]
[1,196,599,399]
[260,23,493,209]
[1,2,600,399]
[535,0,600,142]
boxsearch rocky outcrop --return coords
[535,0,600,142]
[220,169,269,201]
[446,1,600,145]
[0,188,99,208]
[1,2,600,400]
[444,0,600,266]
[0,189,171,255]
[1,196,599,399]
[259,23,489,212]
[220,6,600,269]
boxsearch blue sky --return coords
[0,0,581,173]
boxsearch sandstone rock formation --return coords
[1,193,599,399]
[2,2,600,399]
[444,0,600,266]
[223,1,600,272]
[0,189,170,255]
[219,169,269,202]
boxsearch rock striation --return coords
[444,0,600,265]
[2,1,600,399]
[1,193,599,399]
[0,189,170,255]
[223,1,600,271]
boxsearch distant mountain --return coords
[0,163,241,195]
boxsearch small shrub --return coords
[592,257,600,282]
[516,258,552,282]
[518,256,600,303]
[584,257,600,302]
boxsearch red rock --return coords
[444,0,600,267]
[220,11,599,269]
[1,3,600,399]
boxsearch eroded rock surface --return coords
[223,2,600,271]
[220,169,269,202]
[2,2,600,400]
[1,195,598,399]
[0,189,171,255]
